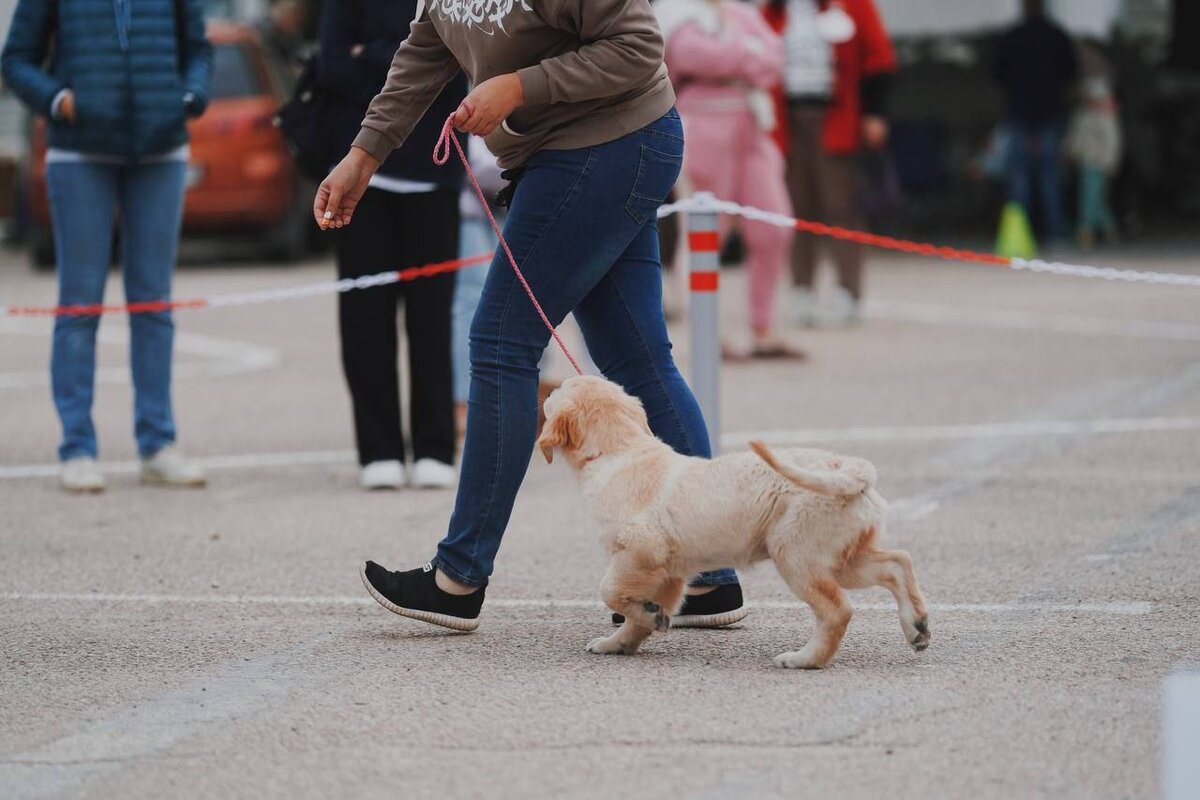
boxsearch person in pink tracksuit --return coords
[657,0,801,360]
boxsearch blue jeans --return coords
[1077,165,1115,235]
[454,215,600,403]
[47,159,186,460]
[433,109,738,589]
[1005,122,1066,241]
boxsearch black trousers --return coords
[334,187,458,466]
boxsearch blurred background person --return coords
[318,0,465,491]
[453,136,502,443]
[259,0,310,81]
[1,0,213,493]
[765,0,895,328]
[1066,75,1121,251]
[657,0,802,361]
[993,0,1078,246]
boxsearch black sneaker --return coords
[611,583,748,628]
[360,561,485,632]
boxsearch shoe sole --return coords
[358,562,479,632]
[140,474,206,488]
[62,484,105,494]
[613,606,751,629]
[672,607,750,628]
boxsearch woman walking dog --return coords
[315,0,746,631]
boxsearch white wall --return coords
[0,0,23,156]
[0,0,17,43]
[1051,0,1123,38]
[875,0,1124,37]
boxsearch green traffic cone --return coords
[996,202,1038,260]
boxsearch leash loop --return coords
[432,121,453,166]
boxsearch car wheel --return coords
[266,195,312,262]
[29,225,54,271]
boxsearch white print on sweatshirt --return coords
[423,0,533,35]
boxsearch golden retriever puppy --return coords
[536,375,930,669]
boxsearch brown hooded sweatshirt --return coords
[352,0,676,169]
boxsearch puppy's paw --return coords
[909,617,931,652]
[587,635,635,655]
[623,601,669,633]
[644,602,671,633]
[773,649,826,670]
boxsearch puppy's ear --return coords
[536,404,578,464]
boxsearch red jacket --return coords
[763,0,896,155]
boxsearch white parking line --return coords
[0,318,280,390]
[722,416,1200,448]
[1165,672,1200,800]
[866,299,1200,342]
[0,591,1154,615]
[0,449,356,479]
[4,416,1196,480]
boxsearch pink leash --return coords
[434,117,585,376]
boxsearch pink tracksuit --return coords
[663,1,793,333]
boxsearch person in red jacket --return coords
[764,0,895,326]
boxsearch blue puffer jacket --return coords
[2,0,213,158]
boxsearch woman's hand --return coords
[314,148,380,229]
[57,90,77,123]
[451,73,525,136]
[862,116,889,150]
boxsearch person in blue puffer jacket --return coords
[3,0,213,493]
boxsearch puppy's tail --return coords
[749,441,875,497]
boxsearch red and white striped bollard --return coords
[686,192,721,453]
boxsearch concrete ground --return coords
[1,242,1198,799]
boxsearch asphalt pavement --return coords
[1,243,1198,799]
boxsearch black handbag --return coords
[274,51,332,182]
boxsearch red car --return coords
[25,22,313,267]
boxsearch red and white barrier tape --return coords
[3,253,492,318]
[4,193,1197,318]
[662,193,1200,287]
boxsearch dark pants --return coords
[785,104,865,299]
[1005,121,1067,241]
[334,187,458,466]
[1077,164,1116,236]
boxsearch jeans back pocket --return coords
[625,143,683,225]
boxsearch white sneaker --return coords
[826,286,862,327]
[361,460,405,491]
[793,287,819,328]
[140,445,206,488]
[410,458,457,490]
[60,457,105,493]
